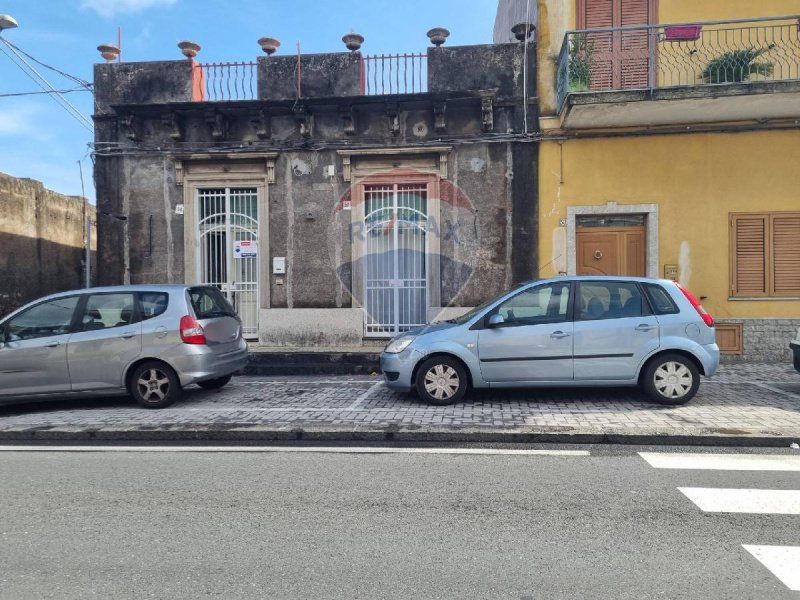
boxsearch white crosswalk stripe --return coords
[641,451,800,592]
[742,545,800,592]
[677,487,800,514]
[638,452,800,471]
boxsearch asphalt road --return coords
[1,444,799,600]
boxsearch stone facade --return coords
[718,319,800,363]
[92,43,539,345]
[0,172,95,318]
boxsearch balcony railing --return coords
[194,61,257,101]
[361,53,428,95]
[556,16,800,111]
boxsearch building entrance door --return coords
[363,183,429,337]
[197,187,259,338]
[576,215,646,276]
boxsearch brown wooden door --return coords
[577,226,646,276]
[577,0,656,90]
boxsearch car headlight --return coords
[385,337,414,354]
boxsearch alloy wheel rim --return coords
[653,361,692,399]
[136,368,170,402]
[424,364,459,400]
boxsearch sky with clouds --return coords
[0,0,497,201]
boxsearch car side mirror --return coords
[487,314,505,328]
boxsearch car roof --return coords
[521,275,677,286]
[32,284,198,302]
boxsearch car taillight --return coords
[676,283,714,328]
[180,315,206,344]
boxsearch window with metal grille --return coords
[730,212,800,298]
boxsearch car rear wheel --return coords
[642,353,700,406]
[415,356,468,406]
[130,361,181,409]
[198,375,232,390]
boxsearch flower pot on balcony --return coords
[177,40,201,59]
[97,43,120,63]
[426,27,450,47]
[342,32,364,52]
[511,22,535,42]
[258,37,281,55]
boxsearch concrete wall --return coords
[0,172,96,318]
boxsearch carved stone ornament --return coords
[161,112,182,141]
[119,114,141,141]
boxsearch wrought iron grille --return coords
[195,62,257,101]
[557,16,800,111]
[361,53,428,95]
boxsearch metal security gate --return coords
[197,187,259,338]
[364,183,428,337]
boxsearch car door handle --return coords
[550,331,571,339]
[45,341,61,348]
[120,332,137,340]
[635,324,657,332]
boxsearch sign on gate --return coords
[234,240,258,258]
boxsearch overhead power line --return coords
[1,39,92,89]
[0,87,90,98]
[0,38,94,132]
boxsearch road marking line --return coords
[743,545,800,591]
[345,381,385,411]
[678,488,800,514]
[0,446,591,456]
[754,382,800,399]
[639,453,800,471]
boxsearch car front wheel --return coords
[642,353,700,406]
[415,356,468,406]
[130,361,181,409]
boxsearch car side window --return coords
[578,282,646,321]
[643,284,679,315]
[139,293,169,320]
[494,283,570,326]
[5,296,79,341]
[78,293,137,331]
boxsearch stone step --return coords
[245,349,381,376]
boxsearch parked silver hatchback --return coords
[0,285,248,408]
[381,276,720,406]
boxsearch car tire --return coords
[641,353,700,406]
[129,361,181,409]
[197,375,232,390]
[415,356,468,406]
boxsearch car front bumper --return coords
[380,348,423,392]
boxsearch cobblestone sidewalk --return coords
[0,364,798,443]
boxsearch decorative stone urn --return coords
[426,27,450,47]
[177,40,201,59]
[97,44,120,63]
[257,37,281,55]
[342,32,364,52]
[511,22,535,42]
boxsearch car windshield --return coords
[445,282,531,325]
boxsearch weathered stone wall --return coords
[0,172,96,318]
[719,319,800,363]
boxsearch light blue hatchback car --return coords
[380,276,719,406]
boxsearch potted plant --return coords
[701,47,774,83]
[568,34,594,91]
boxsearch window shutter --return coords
[619,0,651,88]
[771,214,800,295]
[732,215,767,296]
[582,0,615,90]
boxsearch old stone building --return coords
[92,38,538,346]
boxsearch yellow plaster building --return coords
[533,0,800,360]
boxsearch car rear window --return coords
[139,292,169,320]
[189,287,236,319]
[643,283,680,315]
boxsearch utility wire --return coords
[1,39,92,89]
[0,39,94,132]
[0,87,90,98]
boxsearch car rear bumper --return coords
[791,341,800,373]
[171,339,249,386]
[697,342,720,377]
